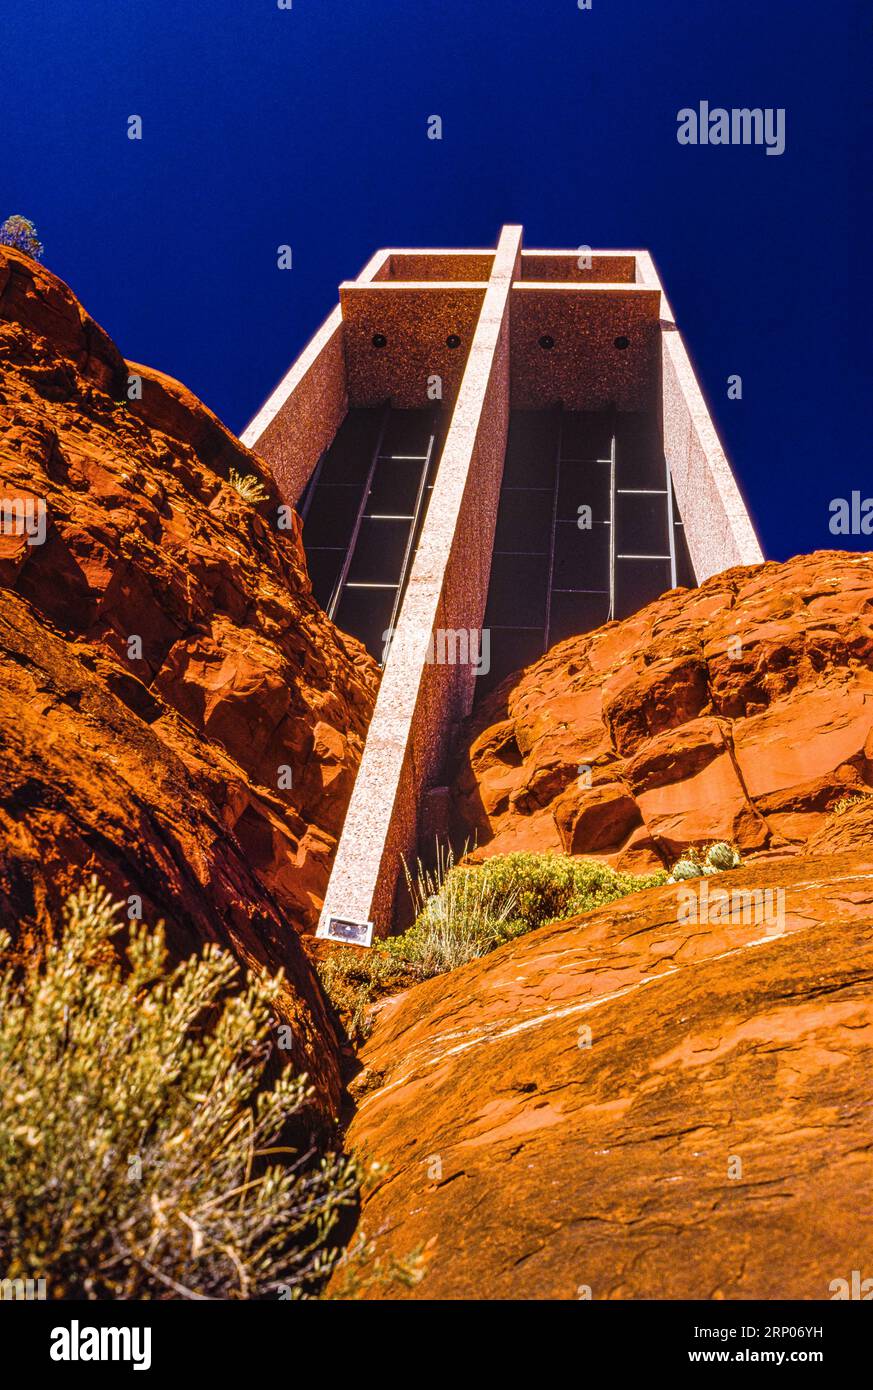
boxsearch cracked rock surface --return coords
[337,843,873,1297]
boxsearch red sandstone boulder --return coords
[336,850,873,1298]
[450,551,873,871]
[553,780,641,855]
[0,245,380,1116]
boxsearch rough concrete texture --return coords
[510,284,661,410]
[241,305,347,506]
[339,283,486,408]
[449,551,873,871]
[383,252,495,281]
[636,250,763,577]
[520,251,638,282]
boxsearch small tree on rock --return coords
[0,216,44,260]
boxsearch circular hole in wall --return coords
[538,334,555,350]
[614,335,630,350]
[446,333,461,349]
[372,333,387,348]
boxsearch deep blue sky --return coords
[2,0,870,561]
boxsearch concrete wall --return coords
[520,251,637,282]
[636,251,764,578]
[510,283,661,411]
[241,306,347,507]
[339,283,487,409]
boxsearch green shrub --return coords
[317,945,414,1045]
[395,845,526,973]
[318,848,664,1041]
[327,1225,425,1299]
[0,880,358,1299]
[0,215,43,260]
[228,468,268,504]
[455,851,664,931]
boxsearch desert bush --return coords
[458,851,664,931]
[0,215,43,260]
[317,945,413,1045]
[397,844,524,973]
[328,1223,425,1299]
[318,848,664,1040]
[228,468,268,504]
[0,880,357,1299]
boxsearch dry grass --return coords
[228,468,268,504]
[319,848,665,1041]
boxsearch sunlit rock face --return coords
[0,245,379,1117]
[449,550,873,872]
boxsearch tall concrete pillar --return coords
[316,225,522,943]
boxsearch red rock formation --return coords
[0,245,379,1116]
[450,552,873,872]
[331,551,873,1297]
[336,849,873,1298]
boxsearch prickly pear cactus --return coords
[706,841,740,871]
[669,858,701,881]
